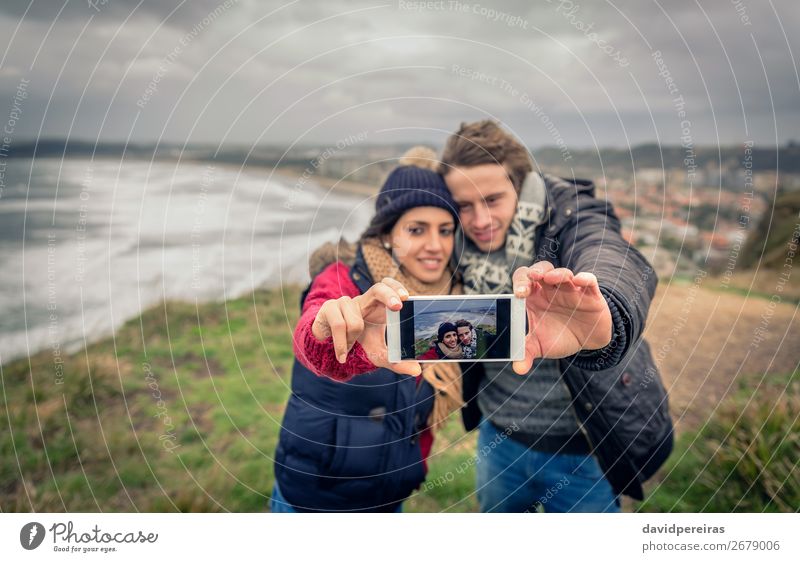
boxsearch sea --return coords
[0,157,373,364]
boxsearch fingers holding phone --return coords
[311,297,365,363]
[353,278,408,323]
[312,277,413,367]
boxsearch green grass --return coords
[668,272,800,305]
[638,370,800,512]
[0,287,299,512]
[407,417,479,513]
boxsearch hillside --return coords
[741,190,800,270]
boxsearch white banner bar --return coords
[2,513,798,561]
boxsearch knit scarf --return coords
[435,341,464,359]
[360,238,464,430]
[455,173,547,294]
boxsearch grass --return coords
[1,287,299,512]
[2,284,797,512]
[670,270,800,305]
[638,369,800,512]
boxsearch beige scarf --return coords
[360,238,464,431]
[436,341,463,359]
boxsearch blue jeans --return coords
[476,419,620,513]
[270,483,403,513]
[270,483,297,513]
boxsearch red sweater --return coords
[292,261,434,469]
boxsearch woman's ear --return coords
[381,236,392,251]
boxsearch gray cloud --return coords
[0,0,797,148]
[0,0,236,24]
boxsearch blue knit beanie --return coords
[374,163,459,225]
[437,322,458,342]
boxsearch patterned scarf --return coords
[360,238,464,430]
[455,173,547,294]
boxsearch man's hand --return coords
[511,261,613,375]
[311,277,422,377]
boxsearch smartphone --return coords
[386,294,526,363]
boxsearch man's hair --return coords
[454,319,473,330]
[439,120,533,192]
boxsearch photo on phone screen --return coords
[387,295,524,362]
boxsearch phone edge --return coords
[386,307,401,363]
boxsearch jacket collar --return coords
[540,174,596,236]
[349,244,374,294]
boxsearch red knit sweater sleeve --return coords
[293,262,378,382]
[416,346,438,361]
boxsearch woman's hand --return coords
[311,277,422,376]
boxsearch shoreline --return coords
[198,157,379,198]
[268,165,378,198]
[0,156,376,368]
[3,154,379,199]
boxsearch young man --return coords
[439,120,672,512]
[455,319,476,359]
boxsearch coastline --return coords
[268,165,378,198]
[2,153,379,199]
[0,156,376,366]
[190,158,380,198]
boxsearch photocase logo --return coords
[20,522,45,550]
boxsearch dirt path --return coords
[643,279,800,433]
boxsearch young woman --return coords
[416,322,464,360]
[272,148,465,512]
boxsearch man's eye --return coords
[458,204,472,212]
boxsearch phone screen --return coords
[398,297,512,361]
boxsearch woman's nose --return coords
[424,232,443,252]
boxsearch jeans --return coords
[270,483,297,513]
[270,483,404,513]
[476,419,621,513]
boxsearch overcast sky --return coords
[0,0,797,149]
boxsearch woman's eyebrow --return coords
[406,221,455,227]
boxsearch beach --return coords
[0,156,373,364]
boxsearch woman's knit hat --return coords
[374,147,459,224]
[437,321,458,342]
